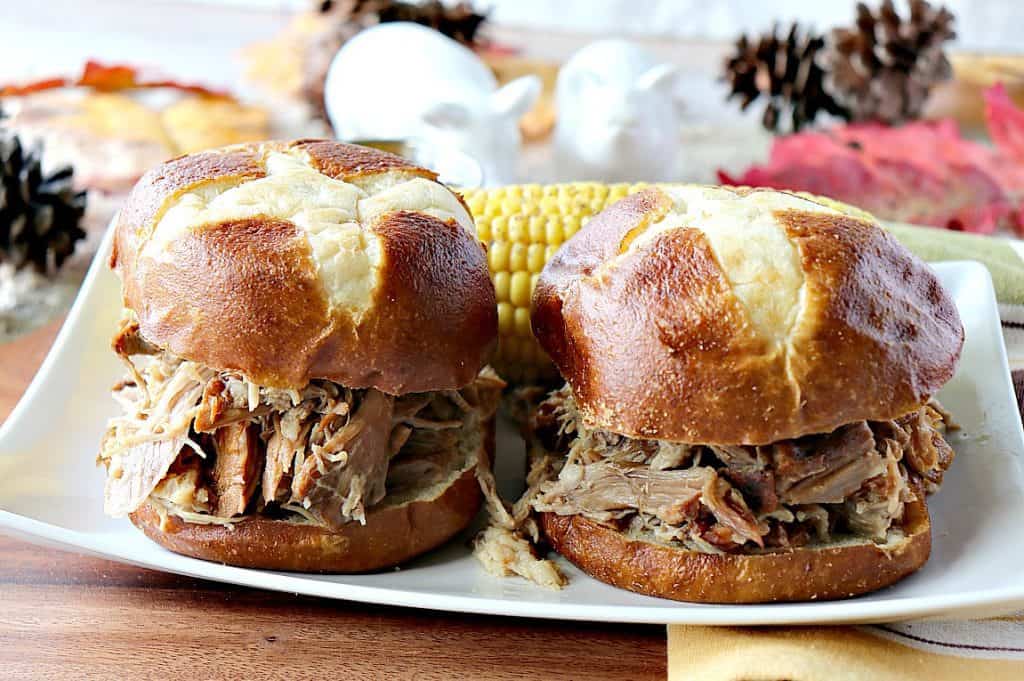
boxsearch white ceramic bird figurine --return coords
[554,39,684,182]
[324,22,540,186]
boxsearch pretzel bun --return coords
[130,417,494,572]
[532,186,964,445]
[539,494,931,603]
[112,140,496,393]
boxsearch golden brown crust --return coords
[779,209,964,442]
[131,467,480,572]
[533,187,964,444]
[112,148,267,263]
[113,140,496,392]
[122,217,332,387]
[539,496,932,603]
[305,210,498,393]
[293,138,436,181]
[129,415,494,573]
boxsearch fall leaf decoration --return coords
[986,83,1024,164]
[723,23,848,132]
[719,87,1024,234]
[0,134,87,275]
[0,60,229,99]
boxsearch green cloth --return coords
[888,222,1024,306]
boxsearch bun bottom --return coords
[539,496,932,603]
[130,420,492,573]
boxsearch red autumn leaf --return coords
[985,82,1024,164]
[720,105,1024,235]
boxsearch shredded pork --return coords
[211,423,262,518]
[540,387,954,552]
[534,462,712,525]
[473,525,567,589]
[99,320,505,531]
[489,385,957,585]
[290,389,395,528]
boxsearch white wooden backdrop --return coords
[172,0,1024,53]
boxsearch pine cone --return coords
[724,23,849,132]
[0,134,87,275]
[377,1,486,45]
[822,0,955,124]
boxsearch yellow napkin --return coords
[668,613,1024,678]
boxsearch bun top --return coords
[112,140,496,393]
[532,185,963,445]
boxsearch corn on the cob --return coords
[462,183,874,387]
[462,182,649,385]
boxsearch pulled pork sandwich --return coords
[511,185,964,602]
[99,140,503,572]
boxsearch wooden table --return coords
[0,320,667,680]
[4,318,1019,681]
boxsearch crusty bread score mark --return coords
[142,146,475,317]
[529,183,958,444]
[603,187,856,412]
[620,186,833,345]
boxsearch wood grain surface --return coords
[2,318,1019,681]
[0,318,666,681]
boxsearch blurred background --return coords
[3,0,1021,82]
[0,0,1022,345]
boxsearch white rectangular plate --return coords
[2,229,1023,625]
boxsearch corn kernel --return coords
[466,194,484,215]
[528,216,545,243]
[466,182,657,384]
[510,271,531,307]
[490,215,508,243]
[544,219,564,245]
[489,241,510,272]
[527,244,546,273]
[508,216,528,244]
[514,307,531,337]
[564,214,582,239]
[502,195,522,217]
[491,272,512,303]
[497,302,514,336]
[509,243,528,273]
[475,217,491,243]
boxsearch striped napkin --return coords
[667,223,1024,680]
